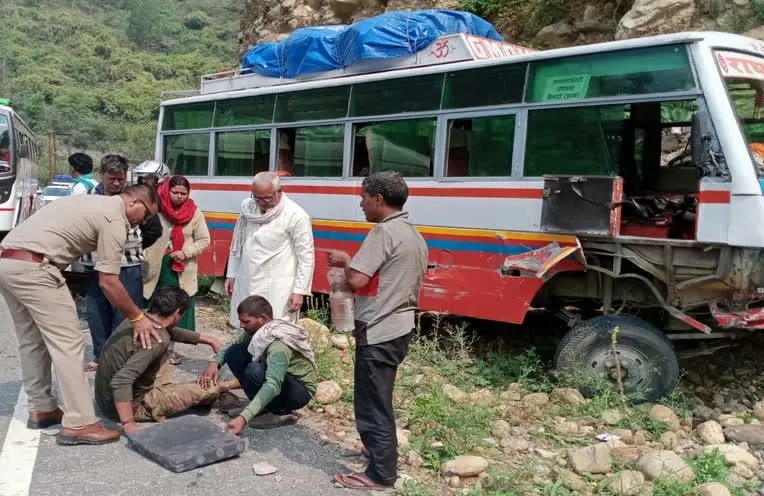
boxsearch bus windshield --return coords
[0,114,9,173]
[717,50,764,175]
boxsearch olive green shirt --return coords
[94,319,200,420]
[214,332,317,422]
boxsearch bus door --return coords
[540,175,623,237]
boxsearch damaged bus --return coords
[156,29,764,401]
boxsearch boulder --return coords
[636,450,694,483]
[551,388,586,405]
[568,443,612,474]
[522,392,550,408]
[443,384,468,404]
[604,470,646,496]
[723,424,764,445]
[701,444,758,469]
[314,380,342,404]
[648,404,681,431]
[697,420,725,445]
[616,0,695,40]
[697,482,732,496]
[441,455,489,477]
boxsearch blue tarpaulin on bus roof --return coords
[241,10,504,79]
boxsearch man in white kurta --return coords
[225,172,315,327]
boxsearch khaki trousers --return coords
[133,379,221,422]
[0,258,97,428]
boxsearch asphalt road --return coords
[0,295,367,496]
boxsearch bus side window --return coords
[445,115,515,177]
[278,125,343,177]
[351,118,435,177]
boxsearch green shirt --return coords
[94,319,200,420]
[214,332,318,422]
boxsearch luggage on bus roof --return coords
[241,9,503,79]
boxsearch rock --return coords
[500,390,522,402]
[568,443,612,474]
[557,468,589,492]
[648,405,681,431]
[252,462,278,475]
[660,431,679,450]
[551,388,586,405]
[281,0,296,9]
[602,408,625,425]
[633,431,647,446]
[490,419,511,440]
[443,384,468,404]
[329,0,360,18]
[604,470,645,496]
[441,456,489,477]
[291,4,312,17]
[535,21,576,48]
[314,380,342,404]
[612,429,634,444]
[522,392,549,408]
[612,446,645,463]
[753,400,764,421]
[636,450,694,483]
[406,450,423,468]
[470,389,494,407]
[299,318,332,351]
[616,0,695,40]
[553,421,580,437]
[703,444,758,470]
[394,474,415,491]
[330,333,350,350]
[397,428,410,448]
[723,424,764,445]
[500,436,530,453]
[697,482,732,496]
[697,420,725,445]
[718,415,744,427]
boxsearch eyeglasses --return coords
[130,195,154,223]
[251,191,280,203]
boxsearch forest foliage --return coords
[0,0,241,172]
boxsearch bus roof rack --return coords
[199,33,536,95]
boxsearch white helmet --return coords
[133,160,171,182]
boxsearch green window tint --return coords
[661,100,699,123]
[162,102,214,130]
[443,65,526,109]
[350,75,444,117]
[352,118,436,177]
[527,45,694,102]
[446,115,515,177]
[277,125,344,177]
[215,130,270,177]
[164,133,210,176]
[214,95,275,127]
[275,86,349,123]
[524,105,626,176]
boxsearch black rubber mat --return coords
[127,416,247,472]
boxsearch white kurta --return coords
[227,197,315,326]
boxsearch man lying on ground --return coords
[197,295,318,435]
[95,285,237,434]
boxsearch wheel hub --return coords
[586,346,652,391]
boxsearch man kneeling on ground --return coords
[95,286,231,434]
[197,295,318,435]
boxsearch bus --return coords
[0,99,39,240]
[156,30,764,400]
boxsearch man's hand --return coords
[327,250,351,268]
[169,251,186,263]
[197,362,219,388]
[132,315,163,350]
[224,277,235,298]
[225,416,247,436]
[288,293,304,313]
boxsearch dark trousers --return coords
[224,343,311,414]
[86,265,143,359]
[354,332,412,486]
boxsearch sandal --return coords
[334,472,392,491]
[84,361,98,372]
[248,412,298,429]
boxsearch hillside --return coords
[1,0,241,180]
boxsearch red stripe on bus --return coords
[194,183,543,199]
[699,190,731,204]
[0,208,13,212]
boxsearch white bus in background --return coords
[0,100,39,241]
[155,30,764,401]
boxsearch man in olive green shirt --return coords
[95,286,225,435]
[198,295,317,435]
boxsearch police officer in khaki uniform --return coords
[0,183,161,445]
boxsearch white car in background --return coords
[40,184,70,207]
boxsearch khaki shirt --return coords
[350,211,428,345]
[1,195,129,275]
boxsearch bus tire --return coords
[553,315,679,403]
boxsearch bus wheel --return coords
[553,315,679,403]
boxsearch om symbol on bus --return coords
[430,40,452,59]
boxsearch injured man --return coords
[94,286,237,434]
[197,295,318,435]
